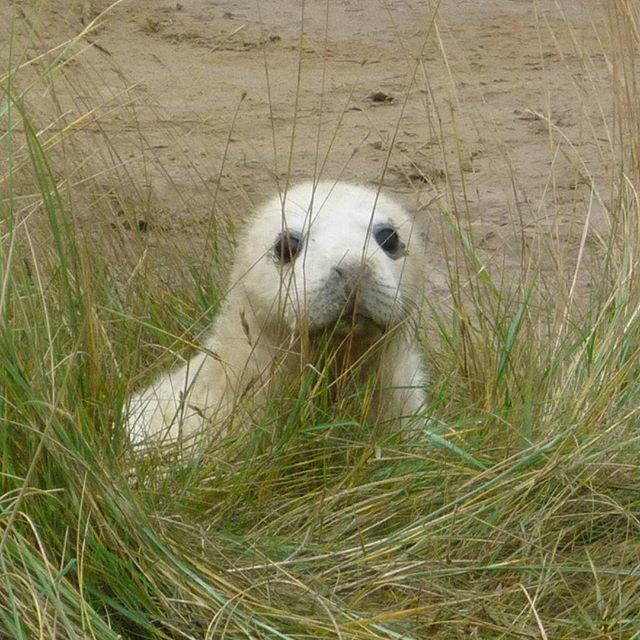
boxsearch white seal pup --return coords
[125,181,427,446]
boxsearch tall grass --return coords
[1,2,640,639]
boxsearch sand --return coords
[1,0,614,300]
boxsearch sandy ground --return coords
[1,0,616,301]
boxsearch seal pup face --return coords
[233,181,421,340]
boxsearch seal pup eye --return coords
[373,223,402,257]
[273,231,302,264]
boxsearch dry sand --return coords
[1,0,616,300]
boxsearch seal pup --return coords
[125,181,427,445]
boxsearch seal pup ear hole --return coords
[273,231,303,264]
[373,223,405,258]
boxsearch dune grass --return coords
[1,2,640,639]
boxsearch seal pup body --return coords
[126,181,427,445]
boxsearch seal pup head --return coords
[231,181,422,342]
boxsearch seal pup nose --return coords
[332,259,369,282]
[331,261,369,309]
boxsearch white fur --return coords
[125,181,427,446]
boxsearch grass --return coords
[1,2,640,639]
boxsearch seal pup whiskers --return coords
[125,181,427,445]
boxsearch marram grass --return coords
[2,6,640,640]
